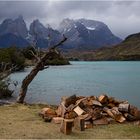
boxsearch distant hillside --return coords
[66,32,140,61]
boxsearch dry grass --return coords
[0,103,140,139]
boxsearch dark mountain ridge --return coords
[0,16,122,50]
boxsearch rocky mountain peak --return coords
[0,15,28,38]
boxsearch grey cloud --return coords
[0,1,140,39]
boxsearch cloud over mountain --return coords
[0,1,140,39]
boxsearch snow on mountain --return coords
[58,18,122,50]
[0,16,122,50]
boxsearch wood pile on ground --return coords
[39,94,140,135]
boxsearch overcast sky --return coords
[0,0,140,39]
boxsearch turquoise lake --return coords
[10,61,140,107]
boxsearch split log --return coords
[60,119,74,135]
[108,97,115,103]
[92,107,102,120]
[111,107,126,123]
[74,106,85,116]
[98,94,108,104]
[118,103,130,112]
[65,111,77,119]
[64,94,77,107]
[103,107,115,119]
[52,117,63,124]
[87,96,97,101]
[75,98,86,109]
[124,113,136,121]
[103,107,126,123]
[89,100,102,107]
[84,120,93,129]
[129,105,140,120]
[81,114,92,121]
[108,97,121,106]
[56,102,66,117]
[108,103,116,108]
[39,108,56,118]
[74,116,85,131]
[93,117,109,125]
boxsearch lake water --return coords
[10,61,140,107]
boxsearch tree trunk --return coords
[17,37,67,103]
[16,65,40,103]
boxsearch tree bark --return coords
[17,37,67,103]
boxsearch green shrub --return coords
[0,79,13,99]
[0,47,25,71]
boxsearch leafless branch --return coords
[49,35,67,50]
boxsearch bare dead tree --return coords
[16,36,67,103]
[0,62,17,80]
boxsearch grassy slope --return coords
[65,33,140,61]
[0,104,140,139]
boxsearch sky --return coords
[0,0,140,39]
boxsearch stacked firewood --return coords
[39,94,140,135]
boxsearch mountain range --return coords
[0,16,122,50]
